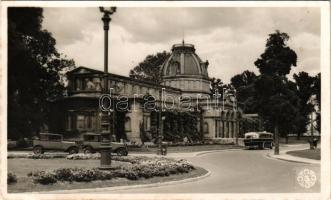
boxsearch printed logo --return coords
[296,168,317,189]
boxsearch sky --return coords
[43,7,320,83]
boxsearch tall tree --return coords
[313,73,321,132]
[255,30,297,76]
[293,71,315,139]
[129,51,170,84]
[230,70,257,89]
[209,77,233,98]
[253,30,298,155]
[8,8,75,139]
[230,70,257,113]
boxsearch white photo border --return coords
[0,1,330,200]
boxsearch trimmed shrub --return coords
[31,171,57,184]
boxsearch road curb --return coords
[194,148,242,157]
[265,152,320,165]
[34,168,211,194]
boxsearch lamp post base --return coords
[98,166,114,170]
[99,143,112,170]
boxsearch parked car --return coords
[32,133,79,154]
[7,139,17,149]
[243,131,273,149]
[78,133,128,156]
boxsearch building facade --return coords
[50,42,242,144]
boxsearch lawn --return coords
[7,157,207,193]
[286,148,321,160]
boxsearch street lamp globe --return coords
[99,7,117,14]
[99,7,116,31]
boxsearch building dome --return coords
[161,42,209,78]
[161,42,211,96]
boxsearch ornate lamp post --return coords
[99,7,116,169]
[157,90,163,155]
[157,89,167,155]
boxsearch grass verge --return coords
[286,148,320,160]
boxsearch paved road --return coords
[107,145,320,193]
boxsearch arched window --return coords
[143,115,151,131]
[203,122,209,134]
[75,78,82,91]
[125,117,131,132]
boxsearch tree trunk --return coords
[274,122,280,155]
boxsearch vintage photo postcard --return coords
[0,1,330,200]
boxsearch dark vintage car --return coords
[243,132,273,149]
[33,133,79,154]
[78,133,128,156]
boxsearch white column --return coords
[233,121,236,138]
[229,121,232,138]
[224,121,228,138]
[126,102,143,144]
[220,120,224,138]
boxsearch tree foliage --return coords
[255,30,297,76]
[292,71,316,137]
[313,73,321,132]
[8,8,75,139]
[254,76,300,133]
[163,112,200,143]
[253,30,298,154]
[209,77,233,98]
[230,70,257,89]
[129,51,170,84]
[230,70,257,113]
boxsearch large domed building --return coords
[161,41,210,97]
[49,41,242,145]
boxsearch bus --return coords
[244,131,273,149]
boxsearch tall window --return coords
[74,113,96,131]
[125,117,131,132]
[77,115,85,130]
[93,77,101,91]
[203,122,209,134]
[143,115,151,131]
[75,78,82,91]
[215,120,220,138]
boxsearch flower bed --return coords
[28,156,195,184]
[66,153,153,164]
[66,153,100,160]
